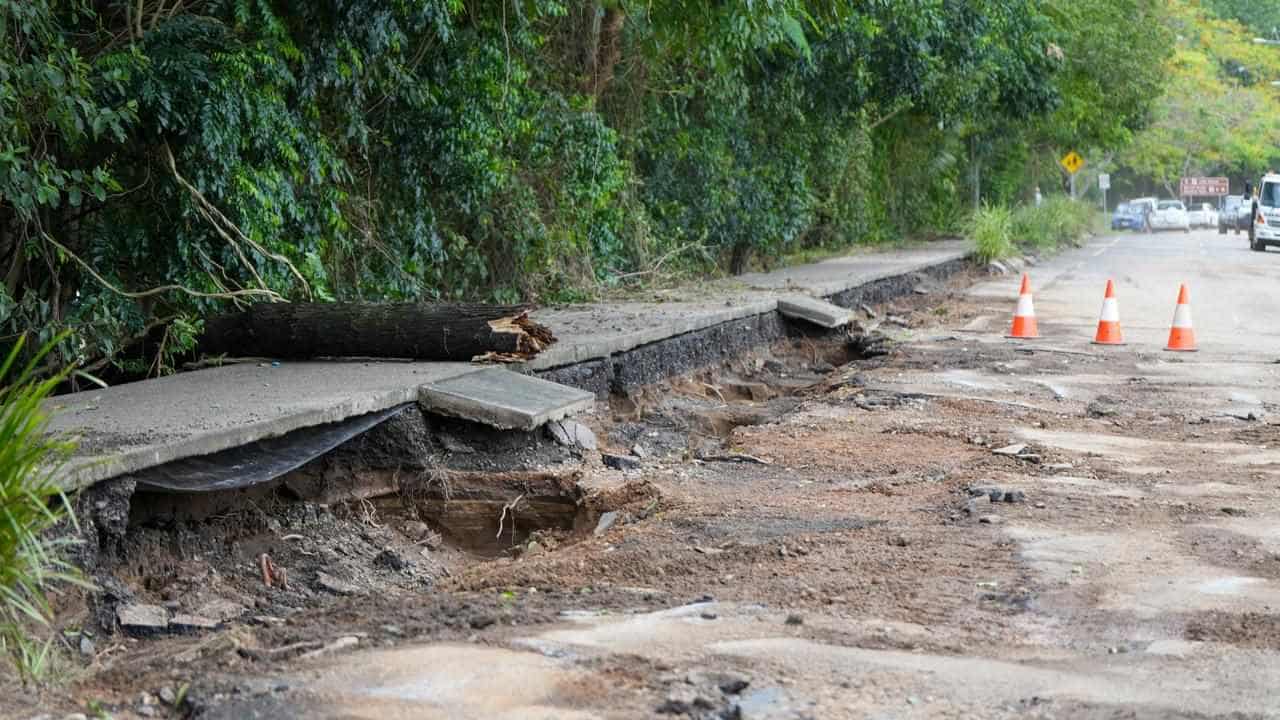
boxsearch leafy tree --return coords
[1205,0,1280,39]
[1118,1,1280,194]
[0,0,1175,376]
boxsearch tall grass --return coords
[970,197,1095,261]
[970,204,1015,262]
[0,336,83,681]
[1012,197,1094,251]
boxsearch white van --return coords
[1250,174,1280,252]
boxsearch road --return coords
[975,226,1280,356]
[36,229,1280,719]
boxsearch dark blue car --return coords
[1111,202,1146,231]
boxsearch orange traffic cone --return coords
[1007,274,1039,339]
[1092,280,1124,345]
[1164,284,1198,352]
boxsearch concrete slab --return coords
[525,241,968,371]
[524,298,778,371]
[776,294,853,328]
[418,367,594,431]
[47,362,480,490]
[736,240,969,296]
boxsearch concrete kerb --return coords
[530,250,974,396]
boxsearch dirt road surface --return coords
[18,228,1280,719]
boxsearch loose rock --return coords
[717,673,751,695]
[169,613,219,633]
[194,598,246,623]
[657,688,714,715]
[117,603,169,637]
[979,514,1005,525]
[594,511,619,536]
[1086,401,1119,418]
[315,571,362,596]
[402,521,431,540]
[547,420,598,450]
[374,548,410,571]
[602,453,641,471]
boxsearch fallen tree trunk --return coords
[199,303,556,362]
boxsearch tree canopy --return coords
[0,0,1172,377]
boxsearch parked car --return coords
[1220,195,1248,234]
[1187,202,1218,228]
[1149,200,1191,232]
[1110,202,1146,231]
[1128,197,1158,231]
[1249,173,1280,251]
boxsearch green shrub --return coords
[970,204,1016,262]
[0,337,82,681]
[1012,197,1094,252]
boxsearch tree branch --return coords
[41,233,282,302]
[163,143,311,300]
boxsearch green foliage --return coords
[972,197,1094,261]
[1117,2,1280,193]
[0,0,1169,374]
[970,204,1016,262]
[1012,197,1094,251]
[0,335,83,681]
[1205,0,1280,39]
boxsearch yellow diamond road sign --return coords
[1060,151,1084,175]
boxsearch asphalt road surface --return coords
[979,226,1280,357]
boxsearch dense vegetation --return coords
[1107,2,1280,202]
[0,337,81,679]
[2,1,1172,375]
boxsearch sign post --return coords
[1099,173,1110,212]
[1060,151,1085,200]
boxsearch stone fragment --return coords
[116,604,169,636]
[603,453,641,471]
[315,571,361,596]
